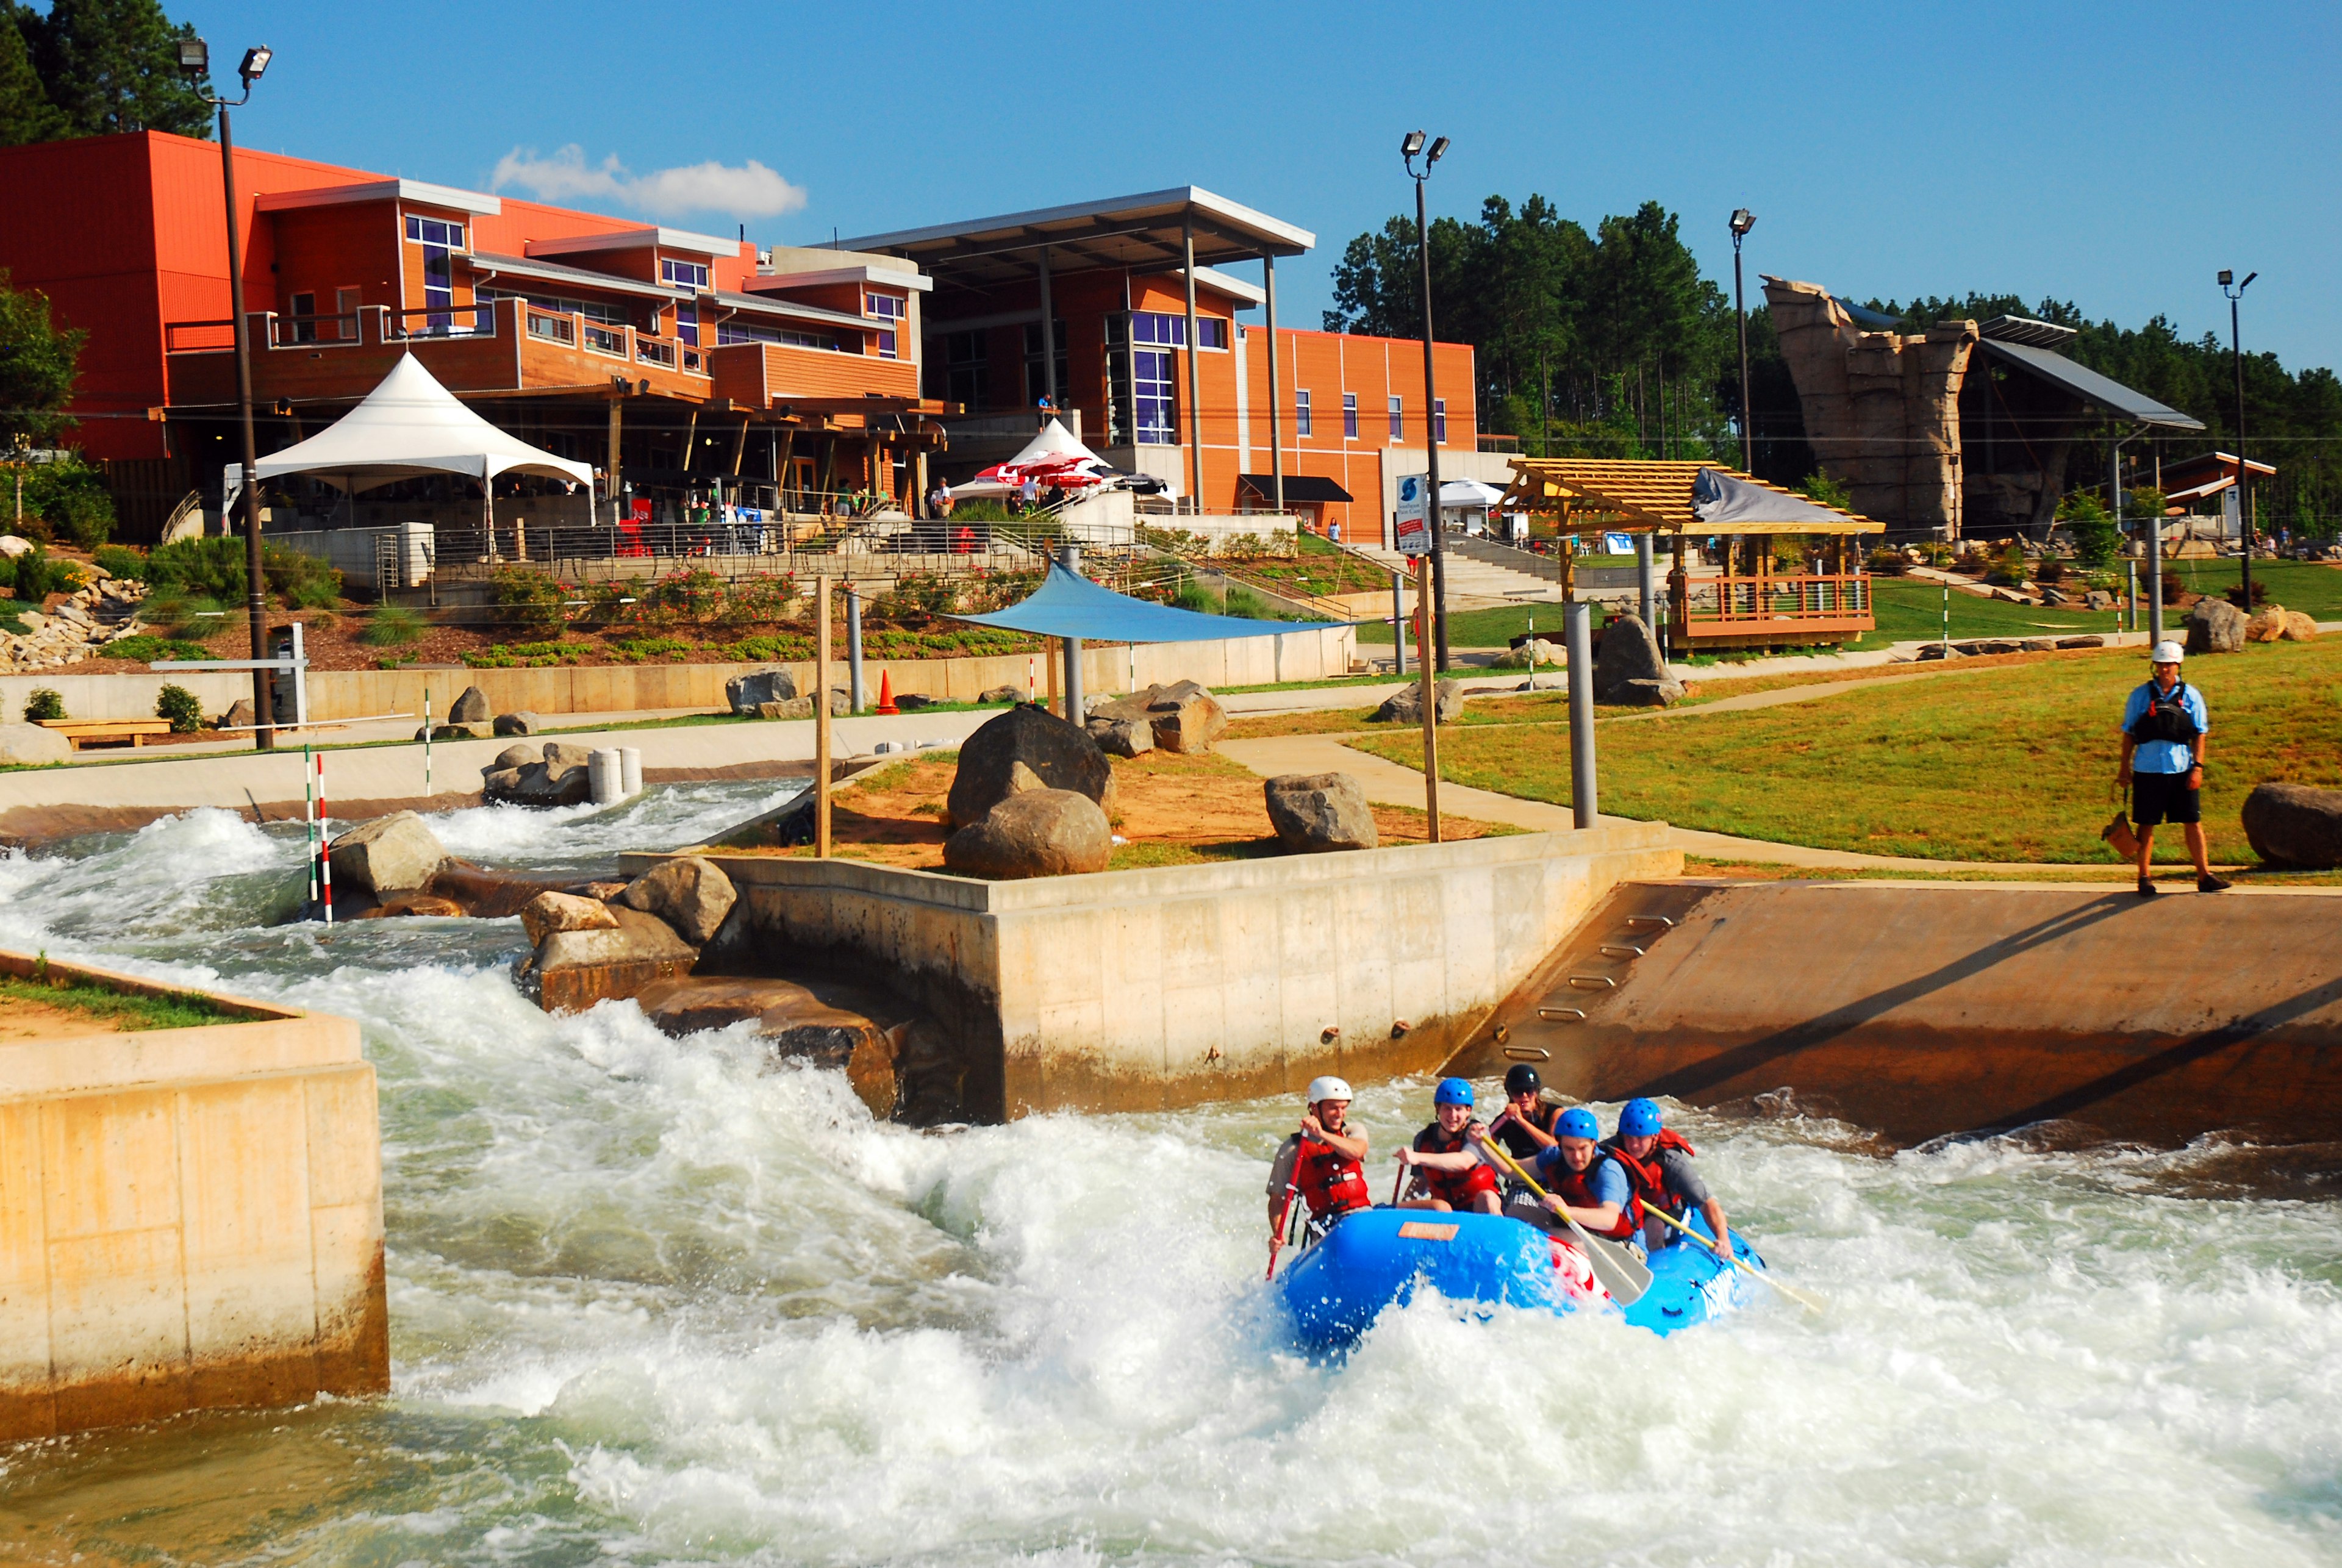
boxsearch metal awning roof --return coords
[838,187,1313,290]
[1497,459,1884,536]
[1238,473,1352,503]
[1978,314,2078,349]
[1979,340,2205,429]
[467,251,675,301]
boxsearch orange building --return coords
[0,131,947,536]
[844,188,1477,540]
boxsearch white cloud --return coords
[491,145,808,222]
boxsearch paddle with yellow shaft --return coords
[1640,1201,1827,1315]
[1475,1138,1652,1306]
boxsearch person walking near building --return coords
[2119,640,2230,896]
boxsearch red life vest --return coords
[1413,1121,1499,1208]
[1601,1129,1697,1218]
[1544,1153,1642,1241]
[1294,1134,1370,1222]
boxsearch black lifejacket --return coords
[2127,681,2201,746]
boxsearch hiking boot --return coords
[2197,873,2233,893]
[2136,876,2160,897]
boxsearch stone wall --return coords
[624,823,1682,1121]
[0,952,387,1441]
[1763,277,1976,536]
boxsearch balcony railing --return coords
[387,303,495,342]
[1672,571,1872,630]
[270,311,362,347]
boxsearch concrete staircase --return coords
[1346,537,1570,608]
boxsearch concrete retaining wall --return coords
[0,952,388,1441]
[628,823,1681,1120]
[0,625,1355,725]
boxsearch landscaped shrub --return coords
[946,499,1014,523]
[360,604,428,646]
[20,456,116,549]
[1986,543,2029,586]
[4,545,81,601]
[263,547,342,610]
[1865,548,1908,576]
[102,634,215,664]
[2058,489,2121,570]
[147,537,249,599]
[2034,558,2068,585]
[91,543,148,582]
[2225,578,2269,609]
[23,688,64,722]
[721,572,797,626]
[154,684,202,733]
[147,592,226,639]
[644,567,725,625]
[871,571,960,623]
[489,567,568,638]
[1799,471,1853,511]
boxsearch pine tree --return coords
[0,7,67,145]
[23,0,211,140]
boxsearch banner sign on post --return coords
[2222,485,2242,540]
[1395,474,1432,556]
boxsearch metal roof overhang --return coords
[837,186,1314,290]
[1979,340,2205,429]
[467,251,675,301]
[709,290,875,334]
[1497,458,1885,536]
[1238,473,1351,503]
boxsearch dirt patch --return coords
[736,747,1509,872]
[0,997,127,1040]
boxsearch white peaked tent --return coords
[222,353,593,508]
[959,417,1117,496]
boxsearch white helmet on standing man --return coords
[1306,1076,1353,1106]
[2150,640,2185,665]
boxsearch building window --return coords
[1389,396,1404,440]
[941,330,989,412]
[1129,310,1227,350]
[404,215,464,334]
[1295,388,1312,437]
[1434,398,1447,444]
[1135,346,1177,444]
[867,292,905,359]
[660,258,709,291]
[289,291,317,344]
[673,303,700,348]
[1342,392,1358,439]
[1195,317,1227,350]
[336,287,360,340]
[716,318,840,351]
[1023,320,1069,406]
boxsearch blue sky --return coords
[179,0,2341,370]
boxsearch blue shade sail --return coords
[947,563,1328,643]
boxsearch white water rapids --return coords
[1,789,2338,1566]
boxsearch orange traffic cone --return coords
[875,669,899,715]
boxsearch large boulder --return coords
[482,740,595,807]
[978,684,1022,704]
[220,698,255,731]
[520,890,619,947]
[946,704,1115,829]
[2244,604,2289,643]
[1086,715,1155,758]
[1264,772,1378,853]
[490,742,538,770]
[2283,611,2319,642]
[726,667,797,714]
[327,811,446,894]
[1092,681,1230,754]
[618,856,737,944]
[0,722,70,765]
[1373,678,1466,725]
[942,788,1112,878]
[523,905,699,1013]
[448,685,492,725]
[2186,595,2248,654]
[1491,637,1564,670]
[2241,782,2342,869]
[1593,614,1683,706]
[493,711,542,736]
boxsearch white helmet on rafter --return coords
[1306,1076,1353,1105]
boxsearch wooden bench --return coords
[34,718,176,751]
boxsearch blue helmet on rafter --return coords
[1433,1078,1475,1108]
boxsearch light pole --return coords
[1730,209,1756,471]
[2219,268,2257,606]
[176,37,274,749]
[1404,129,1450,671]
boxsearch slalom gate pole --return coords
[423,687,432,795]
[1267,1173,1301,1280]
[317,752,333,925]
[303,743,317,912]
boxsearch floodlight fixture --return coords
[2218,269,2233,287]
[1401,130,1427,158]
[1730,207,1756,237]
[240,46,271,83]
[176,37,209,77]
[1427,135,1449,164]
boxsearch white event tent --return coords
[222,353,593,511]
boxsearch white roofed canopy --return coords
[224,353,595,506]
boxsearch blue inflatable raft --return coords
[1275,1207,1766,1352]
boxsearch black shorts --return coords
[2133,770,2200,827]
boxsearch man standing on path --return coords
[2118,640,2231,896]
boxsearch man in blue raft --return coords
[1602,1097,1733,1260]
[1517,1106,1643,1247]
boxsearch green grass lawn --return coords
[1356,602,1576,646]
[1,971,234,1030]
[2161,558,2342,618]
[1348,636,2342,865]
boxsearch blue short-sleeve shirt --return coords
[2121,680,2209,774]
[1531,1147,1629,1208]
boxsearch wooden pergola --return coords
[1496,458,1887,653]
